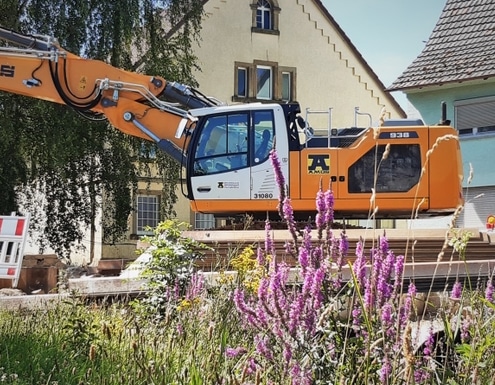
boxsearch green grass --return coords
[1,278,494,384]
[2,221,495,384]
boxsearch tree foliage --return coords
[0,0,204,262]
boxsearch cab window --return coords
[252,110,274,163]
[193,113,249,175]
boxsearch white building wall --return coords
[22,212,102,266]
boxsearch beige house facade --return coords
[193,0,404,127]
[101,0,405,261]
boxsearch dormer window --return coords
[251,0,280,35]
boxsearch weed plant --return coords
[0,150,495,384]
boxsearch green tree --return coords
[0,0,204,262]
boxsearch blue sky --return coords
[321,1,446,110]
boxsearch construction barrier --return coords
[0,212,30,287]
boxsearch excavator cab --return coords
[187,104,288,214]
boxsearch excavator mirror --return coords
[175,118,191,139]
[297,116,306,129]
[295,115,314,145]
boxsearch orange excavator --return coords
[0,27,463,220]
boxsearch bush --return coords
[133,219,211,320]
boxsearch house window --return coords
[237,67,248,98]
[256,65,272,100]
[281,71,291,101]
[139,142,157,159]
[256,0,272,29]
[195,213,215,229]
[455,96,495,136]
[136,195,160,234]
[233,61,296,102]
[250,0,280,35]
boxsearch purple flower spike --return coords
[379,356,392,382]
[339,232,349,256]
[225,346,247,358]
[423,328,435,357]
[451,281,462,300]
[377,251,395,306]
[486,281,494,303]
[381,302,392,325]
[288,294,304,336]
[283,197,298,240]
[394,254,405,282]
[299,245,309,271]
[264,218,275,258]
[379,233,388,255]
[270,149,285,188]
[315,188,326,232]
[270,150,287,218]
[324,189,335,225]
[400,282,416,325]
[353,239,367,288]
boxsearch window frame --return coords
[236,66,248,98]
[256,65,273,100]
[281,71,292,102]
[194,213,216,230]
[139,142,157,159]
[252,110,275,163]
[192,112,250,176]
[135,194,160,235]
[348,144,421,194]
[256,0,271,29]
[233,61,296,103]
[454,96,495,137]
[250,0,280,35]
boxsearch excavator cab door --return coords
[189,112,251,204]
[249,109,278,200]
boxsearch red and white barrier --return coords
[0,212,30,287]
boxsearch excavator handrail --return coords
[0,45,63,60]
[0,26,57,51]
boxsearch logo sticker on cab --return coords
[307,154,330,174]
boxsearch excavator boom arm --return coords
[0,26,215,159]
